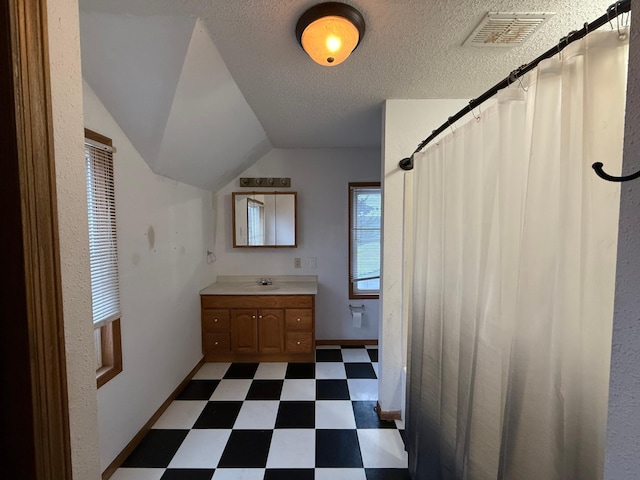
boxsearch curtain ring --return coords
[584,22,589,35]
[517,76,529,92]
[607,4,615,30]
[471,103,481,122]
[448,117,456,134]
[557,36,568,58]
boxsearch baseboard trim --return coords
[376,401,402,421]
[102,357,206,479]
[315,339,378,346]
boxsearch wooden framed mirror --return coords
[232,192,297,247]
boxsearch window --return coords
[349,183,381,299]
[247,198,265,245]
[85,128,122,387]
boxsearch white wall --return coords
[380,99,468,415]
[47,0,102,478]
[83,82,216,470]
[605,8,640,478]
[214,148,380,341]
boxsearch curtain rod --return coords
[398,0,631,171]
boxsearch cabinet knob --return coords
[252,315,256,319]
[214,341,219,345]
[214,318,218,322]
[259,315,263,319]
[297,341,301,345]
[297,318,301,322]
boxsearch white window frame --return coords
[349,182,381,299]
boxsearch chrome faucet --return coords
[258,278,273,285]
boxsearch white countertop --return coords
[199,275,318,296]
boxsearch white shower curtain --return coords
[406,29,629,480]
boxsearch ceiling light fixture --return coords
[295,2,365,67]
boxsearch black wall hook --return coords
[592,162,640,182]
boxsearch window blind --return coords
[350,185,381,293]
[85,140,121,327]
[247,198,265,246]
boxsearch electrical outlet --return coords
[294,257,301,268]
[309,257,317,269]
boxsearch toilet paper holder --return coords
[349,305,365,313]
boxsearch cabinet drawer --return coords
[285,331,313,353]
[285,309,313,330]
[203,309,230,331]
[204,332,231,353]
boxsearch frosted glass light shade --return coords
[296,2,365,67]
[301,16,360,66]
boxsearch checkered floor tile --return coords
[111,346,409,480]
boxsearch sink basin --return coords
[242,284,280,292]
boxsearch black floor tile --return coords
[316,349,343,362]
[224,363,259,379]
[316,379,350,400]
[175,380,219,400]
[352,401,396,429]
[341,345,366,349]
[192,401,242,429]
[367,348,379,362]
[160,469,216,480]
[345,363,377,379]
[218,430,272,467]
[366,468,412,480]
[264,469,315,480]
[246,379,283,400]
[120,429,188,468]
[316,429,363,467]
[399,428,407,446]
[275,401,315,428]
[285,363,315,379]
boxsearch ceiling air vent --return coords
[464,12,555,47]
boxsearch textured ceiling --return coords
[79,0,617,189]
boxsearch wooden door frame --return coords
[1,0,72,478]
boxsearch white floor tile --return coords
[209,379,252,401]
[341,349,371,362]
[253,362,287,379]
[151,400,207,429]
[168,429,231,468]
[212,468,265,480]
[233,400,279,429]
[347,379,378,400]
[193,362,231,380]
[357,429,408,468]
[266,429,316,468]
[315,362,346,379]
[280,379,316,400]
[110,469,164,480]
[315,400,356,429]
[372,362,379,376]
[315,468,367,480]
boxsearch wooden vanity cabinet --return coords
[230,308,284,354]
[201,295,314,362]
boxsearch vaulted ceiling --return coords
[78,0,615,191]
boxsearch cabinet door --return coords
[285,309,313,330]
[258,309,284,353]
[231,309,257,353]
[285,331,313,353]
[204,332,231,354]
[202,309,230,331]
